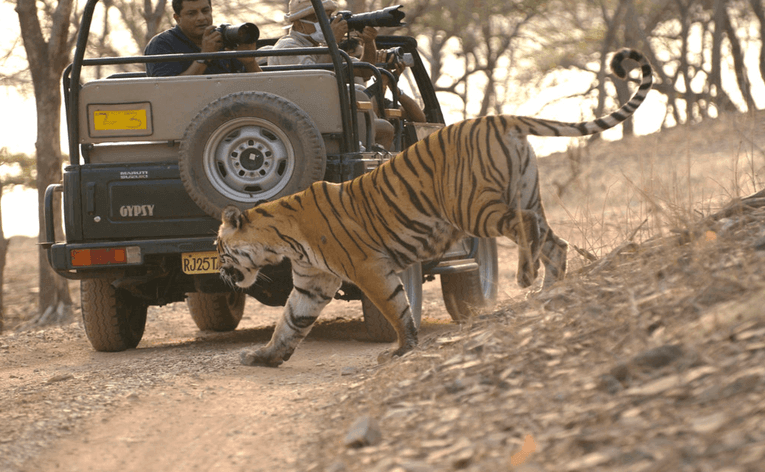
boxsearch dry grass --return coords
[301,110,765,472]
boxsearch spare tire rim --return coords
[203,117,296,202]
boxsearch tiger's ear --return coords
[221,205,248,230]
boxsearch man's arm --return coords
[356,26,378,81]
[397,91,427,123]
[378,62,426,122]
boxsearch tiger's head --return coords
[217,205,284,289]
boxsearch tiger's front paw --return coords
[377,345,414,364]
[240,348,283,368]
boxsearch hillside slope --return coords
[302,111,765,472]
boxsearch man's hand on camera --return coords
[391,61,406,76]
[330,16,348,44]
[376,49,388,65]
[235,41,262,73]
[234,42,257,52]
[360,26,377,46]
[201,25,223,52]
[381,61,404,91]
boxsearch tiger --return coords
[217,48,653,367]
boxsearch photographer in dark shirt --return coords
[144,0,261,77]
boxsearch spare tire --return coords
[179,91,326,218]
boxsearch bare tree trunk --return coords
[478,75,495,117]
[16,0,75,325]
[96,0,113,79]
[613,79,635,136]
[34,83,74,325]
[0,184,6,334]
[592,0,627,142]
[711,0,742,113]
[676,0,697,123]
[721,3,756,111]
[624,0,680,127]
[143,0,168,45]
[751,0,765,85]
[619,0,644,137]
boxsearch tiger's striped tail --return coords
[515,48,653,137]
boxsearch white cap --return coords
[285,0,338,22]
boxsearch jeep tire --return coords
[179,91,326,218]
[440,238,499,321]
[81,277,148,352]
[187,292,245,331]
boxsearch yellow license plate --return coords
[93,109,148,131]
[181,251,220,275]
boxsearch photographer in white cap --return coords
[267,0,378,80]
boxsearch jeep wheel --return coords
[187,292,245,331]
[81,277,148,352]
[179,91,326,218]
[362,263,423,343]
[440,238,499,321]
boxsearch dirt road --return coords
[1,285,464,472]
[1,297,457,472]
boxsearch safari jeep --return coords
[43,0,499,352]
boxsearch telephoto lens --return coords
[216,23,260,49]
[335,5,406,32]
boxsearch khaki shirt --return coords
[267,30,331,66]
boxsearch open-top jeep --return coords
[43,0,499,352]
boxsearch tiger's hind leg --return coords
[534,227,567,288]
[538,221,568,288]
[474,201,561,288]
[510,211,543,288]
[482,206,542,288]
[355,269,418,357]
[510,211,568,289]
[240,268,341,367]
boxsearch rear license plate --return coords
[182,251,220,275]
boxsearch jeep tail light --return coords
[71,246,141,267]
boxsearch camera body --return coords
[385,47,414,67]
[215,23,260,49]
[334,5,405,32]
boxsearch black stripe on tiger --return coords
[293,285,332,303]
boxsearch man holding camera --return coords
[144,0,261,77]
[267,0,378,80]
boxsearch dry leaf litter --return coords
[302,191,765,472]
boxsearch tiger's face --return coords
[217,205,283,289]
[218,246,260,289]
